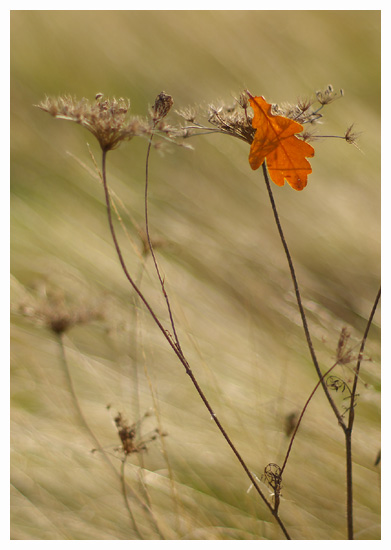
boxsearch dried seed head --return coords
[113,411,166,455]
[316,84,343,105]
[152,91,174,122]
[262,463,282,513]
[343,124,361,148]
[207,101,255,145]
[203,88,328,146]
[297,96,313,114]
[36,94,150,152]
[237,91,250,111]
[176,86,353,153]
[300,129,317,142]
[18,286,103,334]
[270,99,321,125]
[175,106,197,123]
[336,327,355,365]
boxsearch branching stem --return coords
[280,359,340,475]
[261,162,380,540]
[261,162,345,429]
[100,149,291,540]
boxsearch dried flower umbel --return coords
[18,288,103,335]
[37,93,186,152]
[37,95,151,152]
[178,85,359,149]
[113,411,167,456]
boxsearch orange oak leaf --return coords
[248,93,315,191]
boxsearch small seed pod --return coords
[152,91,174,122]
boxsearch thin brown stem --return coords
[144,126,183,352]
[280,359,340,476]
[261,162,346,430]
[261,162,380,539]
[348,287,381,432]
[131,262,182,534]
[345,430,354,540]
[100,149,291,539]
[345,287,380,540]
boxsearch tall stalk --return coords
[261,161,345,428]
[261,160,380,539]
[101,149,291,540]
[345,287,381,539]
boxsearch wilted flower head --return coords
[37,94,151,152]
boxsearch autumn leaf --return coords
[248,93,315,191]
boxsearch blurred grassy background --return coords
[11,10,380,540]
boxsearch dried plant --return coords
[18,288,103,334]
[178,85,359,149]
[262,463,283,513]
[37,93,188,153]
[35,87,380,541]
[113,410,167,456]
[37,91,291,538]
